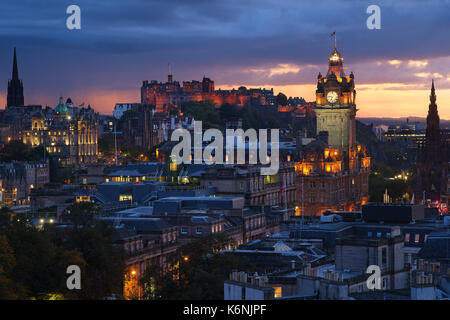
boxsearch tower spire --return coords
[330,31,337,49]
[168,62,173,82]
[426,79,440,150]
[12,47,19,80]
[428,79,438,120]
[7,47,24,107]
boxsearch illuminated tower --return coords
[7,47,24,107]
[315,44,356,153]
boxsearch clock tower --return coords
[315,44,357,153]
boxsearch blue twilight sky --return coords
[1,0,450,117]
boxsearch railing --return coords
[164,185,204,190]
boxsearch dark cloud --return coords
[0,0,450,112]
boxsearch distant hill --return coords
[358,117,450,129]
[356,120,386,163]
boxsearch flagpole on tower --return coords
[330,31,337,48]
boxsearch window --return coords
[424,234,428,243]
[181,227,188,235]
[382,278,388,290]
[415,234,420,243]
[404,253,411,265]
[119,194,132,202]
[273,287,282,298]
[240,182,244,190]
[368,232,373,237]
[405,233,410,242]
[376,232,381,238]
[382,247,387,265]
[196,227,202,235]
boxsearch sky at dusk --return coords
[1,0,450,118]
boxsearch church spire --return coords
[427,79,439,126]
[425,79,441,154]
[12,47,19,81]
[430,79,436,104]
[415,80,447,202]
[7,47,24,107]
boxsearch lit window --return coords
[382,278,388,290]
[405,233,410,242]
[119,194,132,202]
[415,234,420,243]
[273,287,282,298]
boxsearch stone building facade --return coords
[294,44,370,216]
[200,163,296,207]
[141,75,275,111]
[0,161,50,205]
[20,97,99,166]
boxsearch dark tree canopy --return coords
[0,140,48,162]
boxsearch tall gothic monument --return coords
[315,44,357,154]
[415,81,448,203]
[7,47,24,107]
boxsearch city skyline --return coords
[1,1,450,118]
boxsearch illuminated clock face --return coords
[327,91,338,104]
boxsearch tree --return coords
[182,100,221,129]
[140,233,254,300]
[0,207,15,227]
[98,134,115,155]
[62,202,103,227]
[0,203,124,300]
[386,179,409,202]
[2,219,85,299]
[368,173,385,202]
[167,104,180,116]
[0,140,49,162]
[0,235,25,299]
[58,222,125,299]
